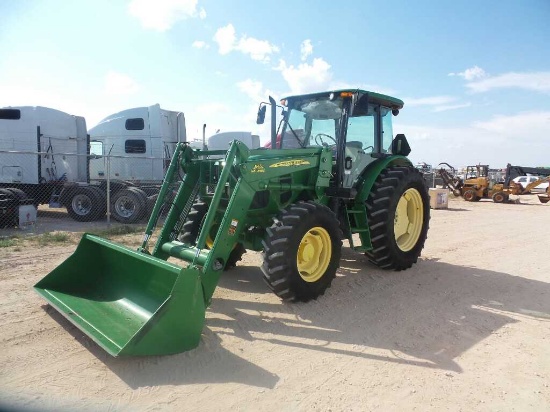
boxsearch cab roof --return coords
[283,89,404,110]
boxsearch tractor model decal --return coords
[251,164,265,173]
[269,159,310,168]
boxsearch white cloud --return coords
[104,71,139,95]
[238,37,279,62]
[237,79,265,102]
[406,96,456,106]
[213,24,236,55]
[449,65,486,81]
[195,102,230,116]
[466,72,550,93]
[399,111,550,167]
[473,111,550,136]
[403,95,471,113]
[276,58,332,94]
[433,102,472,112]
[192,40,208,49]
[213,24,279,62]
[300,39,313,61]
[128,0,204,32]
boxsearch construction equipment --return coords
[35,89,430,356]
[437,163,550,203]
[434,162,461,194]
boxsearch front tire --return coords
[179,200,246,270]
[365,165,430,270]
[463,189,478,202]
[492,191,508,203]
[261,201,342,302]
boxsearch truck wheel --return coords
[261,201,342,302]
[492,192,508,203]
[5,188,29,201]
[111,188,147,224]
[128,187,149,220]
[365,165,430,270]
[66,187,104,222]
[462,189,478,202]
[179,200,245,269]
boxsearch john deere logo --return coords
[251,164,265,173]
[269,159,311,168]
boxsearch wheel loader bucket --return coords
[34,234,206,357]
[538,194,550,204]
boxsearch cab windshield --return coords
[280,96,391,153]
[280,96,343,149]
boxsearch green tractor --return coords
[35,89,430,356]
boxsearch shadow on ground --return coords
[43,246,549,389]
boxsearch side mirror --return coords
[256,105,266,124]
[392,109,400,116]
[391,133,411,156]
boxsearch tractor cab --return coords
[258,90,406,188]
[465,165,489,181]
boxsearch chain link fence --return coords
[0,149,181,233]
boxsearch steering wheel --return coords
[314,133,337,146]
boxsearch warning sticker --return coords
[228,219,238,236]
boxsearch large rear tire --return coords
[179,200,246,270]
[365,165,430,270]
[261,201,342,302]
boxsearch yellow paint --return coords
[269,159,311,168]
[296,227,331,282]
[251,164,265,173]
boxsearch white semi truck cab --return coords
[88,104,186,184]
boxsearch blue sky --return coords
[1,0,549,167]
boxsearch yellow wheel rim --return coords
[205,235,214,249]
[296,227,332,282]
[394,188,424,252]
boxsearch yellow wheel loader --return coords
[437,163,550,203]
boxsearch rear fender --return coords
[347,156,412,250]
[355,156,412,203]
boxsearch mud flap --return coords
[34,234,206,356]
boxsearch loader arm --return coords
[151,141,332,303]
[522,176,550,193]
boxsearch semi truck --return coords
[0,104,186,225]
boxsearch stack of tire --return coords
[0,188,32,228]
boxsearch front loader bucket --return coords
[34,234,206,357]
[538,194,550,204]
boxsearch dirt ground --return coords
[1,194,549,411]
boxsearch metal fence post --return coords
[106,154,111,226]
